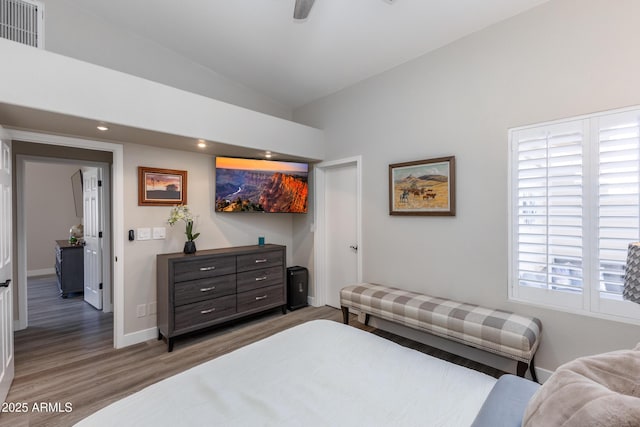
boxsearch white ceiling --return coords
[65,0,549,109]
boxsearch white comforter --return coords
[77,320,496,426]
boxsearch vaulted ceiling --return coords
[64,0,549,109]
[1,0,550,158]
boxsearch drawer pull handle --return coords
[200,286,216,292]
[201,308,216,314]
[200,266,216,271]
[255,276,267,281]
[255,259,267,263]
[255,295,268,301]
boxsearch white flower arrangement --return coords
[167,205,200,242]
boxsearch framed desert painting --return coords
[389,156,455,216]
[138,167,187,206]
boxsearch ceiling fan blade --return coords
[293,0,315,20]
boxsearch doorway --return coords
[8,130,126,348]
[314,156,362,308]
[21,160,109,319]
[18,156,112,310]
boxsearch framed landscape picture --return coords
[138,167,187,206]
[389,156,455,216]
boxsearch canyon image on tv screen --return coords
[215,157,308,213]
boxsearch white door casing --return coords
[0,132,14,402]
[314,156,362,308]
[83,167,102,310]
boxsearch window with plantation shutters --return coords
[509,108,640,324]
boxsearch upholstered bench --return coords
[340,283,542,382]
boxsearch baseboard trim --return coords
[13,319,27,331]
[119,327,158,348]
[534,366,553,384]
[27,268,55,277]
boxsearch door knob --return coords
[349,245,358,251]
[0,279,11,288]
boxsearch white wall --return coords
[24,162,80,274]
[122,142,296,334]
[43,0,292,120]
[0,38,324,161]
[1,36,323,343]
[294,0,640,373]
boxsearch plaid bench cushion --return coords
[340,283,542,364]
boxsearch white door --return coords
[324,163,359,308]
[83,167,102,310]
[0,133,14,402]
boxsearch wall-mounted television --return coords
[215,156,309,213]
[70,169,83,218]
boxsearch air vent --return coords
[0,0,44,48]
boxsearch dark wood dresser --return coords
[55,240,84,298]
[157,244,287,351]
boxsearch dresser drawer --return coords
[173,256,236,282]
[237,284,284,313]
[237,250,283,272]
[174,274,236,306]
[174,294,236,331]
[236,266,283,293]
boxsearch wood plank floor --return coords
[1,275,503,426]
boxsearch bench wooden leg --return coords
[516,361,527,378]
[529,355,538,383]
[341,306,349,324]
[517,358,539,383]
[341,306,370,326]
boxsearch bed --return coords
[76,320,500,426]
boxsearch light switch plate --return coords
[137,227,151,240]
[152,227,166,239]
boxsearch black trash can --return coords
[287,266,308,311]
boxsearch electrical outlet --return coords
[152,227,166,239]
[148,301,157,315]
[137,227,151,240]
[136,304,146,318]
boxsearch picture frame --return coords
[389,156,455,216]
[138,167,187,206]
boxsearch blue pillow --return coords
[470,374,540,427]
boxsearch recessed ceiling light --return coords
[197,139,206,148]
[97,125,109,131]
[265,153,272,159]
